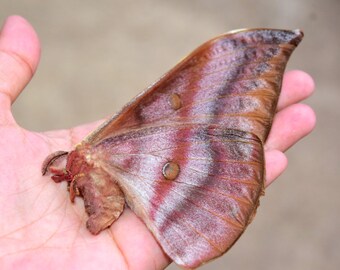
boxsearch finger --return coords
[277,70,315,111]
[0,15,40,121]
[265,103,316,152]
[111,208,171,270]
[265,149,288,186]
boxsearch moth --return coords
[42,29,303,269]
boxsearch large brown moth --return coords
[42,29,303,269]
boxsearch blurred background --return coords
[1,1,339,269]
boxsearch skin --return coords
[0,16,316,270]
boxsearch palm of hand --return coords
[0,16,315,270]
[0,123,169,269]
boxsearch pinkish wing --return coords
[91,124,264,268]
[84,29,303,268]
[84,29,303,144]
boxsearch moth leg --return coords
[47,167,71,183]
[68,173,85,202]
[68,181,80,200]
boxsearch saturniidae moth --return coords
[42,28,303,269]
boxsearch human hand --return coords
[0,16,315,269]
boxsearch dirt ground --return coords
[1,1,339,269]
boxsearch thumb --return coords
[0,15,40,124]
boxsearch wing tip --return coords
[217,28,304,47]
[291,28,304,45]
